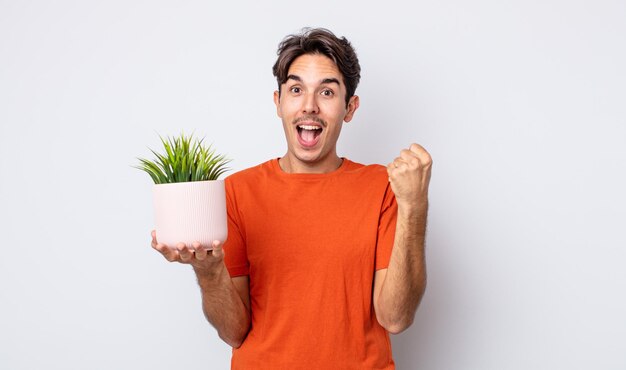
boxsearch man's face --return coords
[274,53,359,173]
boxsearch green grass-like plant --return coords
[136,133,231,184]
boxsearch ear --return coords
[273,90,282,118]
[343,95,360,123]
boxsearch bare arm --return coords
[373,143,432,334]
[152,231,251,347]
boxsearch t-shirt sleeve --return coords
[223,178,250,277]
[375,183,398,270]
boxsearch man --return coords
[152,28,432,369]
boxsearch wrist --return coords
[194,263,227,286]
[397,198,428,218]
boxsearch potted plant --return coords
[136,133,231,249]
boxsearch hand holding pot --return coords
[151,230,225,272]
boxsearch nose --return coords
[302,92,319,114]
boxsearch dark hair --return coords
[272,28,361,106]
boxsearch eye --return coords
[290,86,301,94]
[321,89,334,97]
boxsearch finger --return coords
[151,230,157,247]
[400,149,419,163]
[210,240,225,260]
[387,159,405,179]
[399,150,424,171]
[192,241,208,261]
[409,143,433,166]
[177,243,194,262]
[154,242,179,262]
[392,157,409,170]
[409,143,426,154]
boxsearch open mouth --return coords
[296,124,323,147]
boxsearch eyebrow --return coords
[286,75,341,86]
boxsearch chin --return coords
[295,153,321,163]
[295,147,325,161]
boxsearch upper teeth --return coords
[298,125,321,130]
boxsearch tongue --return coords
[300,129,317,144]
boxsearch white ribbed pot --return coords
[153,180,227,249]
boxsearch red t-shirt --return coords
[224,158,397,369]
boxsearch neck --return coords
[278,154,343,174]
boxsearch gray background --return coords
[1,0,625,369]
